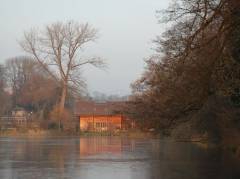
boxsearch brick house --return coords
[75,101,132,132]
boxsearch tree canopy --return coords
[126,0,240,130]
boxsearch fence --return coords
[0,116,28,129]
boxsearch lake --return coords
[0,137,239,179]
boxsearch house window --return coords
[96,122,107,128]
[96,122,101,128]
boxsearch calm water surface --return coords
[0,137,240,179]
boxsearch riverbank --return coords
[0,128,157,139]
[169,120,240,159]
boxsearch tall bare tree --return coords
[20,21,105,116]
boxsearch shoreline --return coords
[0,129,158,139]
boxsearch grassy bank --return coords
[0,128,157,139]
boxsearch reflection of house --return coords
[79,137,122,156]
[75,101,132,132]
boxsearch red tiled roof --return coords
[74,101,125,116]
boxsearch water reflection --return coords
[0,137,239,179]
[79,137,122,156]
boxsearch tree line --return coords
[125,0,240,139]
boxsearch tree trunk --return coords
[58,82,67,131]
[228,0,240,63]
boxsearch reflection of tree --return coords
[147,141,239,179]
[3,138,78,177]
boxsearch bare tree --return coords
[5,56,59,112]
[0,64,6,115]
[0,65,4,90]
[157,0,240,62]
[20,21,105,117]
[6,56,36,107]
[0,64,11,115]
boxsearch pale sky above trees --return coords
[0,0,169,95]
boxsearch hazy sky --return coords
[0,0,169,96]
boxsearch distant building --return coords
[75,101,133,132]
[0,107,30,128]
[12,107,27,118]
